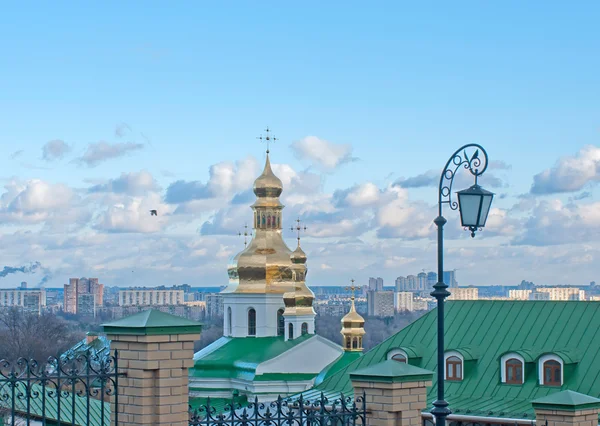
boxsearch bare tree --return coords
[0,308,84,361]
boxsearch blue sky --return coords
[0,2,598,289]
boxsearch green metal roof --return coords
[302,301,600,419]
[315,351,362,386]
[350,360,433,383]
[102,309,202,335]
[532,390,600,411]
[0,383,110,426]
[191,334,317,382]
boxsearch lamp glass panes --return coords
[456,184,494,228]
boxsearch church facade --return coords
[189,147,364,403]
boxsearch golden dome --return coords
[290,245,307,264]
[253,153,283,199]
[231,152,295,294]
[341,296,365,352]
[342,299,365,326]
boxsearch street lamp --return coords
[430,145,494,426]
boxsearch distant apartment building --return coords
[413,297,433,311]
[368,277,384,291]
[64,277,104,315]
[448,287,479,300]
[529,291,551,301]
[443,270,458,288]
[77,293,97,317]
[315,302,347,317]
[118,289,184,306]
[0,288,46,314]
[394,292,414,312]
[535,287,586,301]
[509,289,533,300]
[417,272,427,291]
[395,275,421,292]
[367,290,394,317]
[427,272,437,288]
[205,293,225,318]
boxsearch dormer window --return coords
[387,349,408,364]
[538,354,563,386]
[446,357,462,381]
[500,353,525,385]
[444,351,464,381]
[506,359,523,384]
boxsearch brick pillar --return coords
[533,391,600,426]
[350,360,433,426]
[103,309,202,426]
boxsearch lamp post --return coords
[430,144,494,426]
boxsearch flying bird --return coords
[150,210,158,216]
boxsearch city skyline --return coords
[0,3,599,289]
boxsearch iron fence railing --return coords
[190,393,367,426]
[0,349,121,426]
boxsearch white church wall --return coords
[283,314,315,341]
[223,293,285,337]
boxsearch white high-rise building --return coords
[535,287,585,301]
[448,287,479,300]
[509,289,532,300]
[395,292,414,312]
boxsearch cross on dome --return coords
[256,126,278,154]
[238,223,252,247]
[346,279,357,301]
[291,218,307,246]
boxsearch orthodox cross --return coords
[290,217,307,245]
[256,126,278,153]
[346,279,357,300]
[238,223,252,247]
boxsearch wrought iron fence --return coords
[0,349,121,426]
[189,393,367,426]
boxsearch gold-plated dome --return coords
[253,154,283,199]
[341,287,365,352]
[290,245,307,264]
[231,152,295,294]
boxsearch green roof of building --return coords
[102,309,202,335]
[532,390,600,411]
[0,383,110,426]
[350,360,433,383]
[301,301,600,420]
[314,351,362,386]
[191,334,318,381]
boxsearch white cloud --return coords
[89,171,159,195]
[79,141,144,167]
[42,140,71,161]
[531,145,600,194]
[291,136,356,169]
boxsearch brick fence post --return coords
[350,360,433,426]
[533,390,600,426]
[103,309,202,426]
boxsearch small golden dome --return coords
[342,300,365,326]
[291,245,307,264]
[253,153,283,198]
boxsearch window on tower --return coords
[248,308,256,336]
[277,309,284,336]
[301,322,308,335]
[288,323,294,340]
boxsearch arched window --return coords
[276,214,280,228]
[262,214,266,226]
[387,349,408,363]
[267,215,271,227]
[446,356,462,381]
[392,354,407,363]
[288,323,294,340]
[352,337,358,349]
[301,322,308,335]
[277,309,285,336]
[346,337,351,349]
[506,358,523,384]
[227,307,232,335]
[543,360,561,386]
[248,309,256,336]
